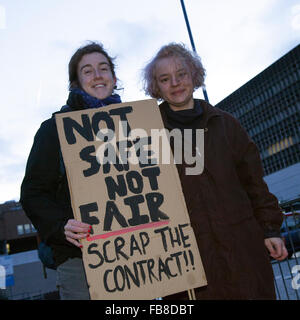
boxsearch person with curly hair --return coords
[141,42,287,300]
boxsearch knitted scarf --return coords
[66,87,121,110]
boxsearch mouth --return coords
[172,89,185,96]
[93,84,105,88]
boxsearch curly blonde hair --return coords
[142,42,206,99]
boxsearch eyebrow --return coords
[80,62,109,72]
[158,73,169,78]
[158,68,186,78]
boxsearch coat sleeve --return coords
[227,115,283,238]
[20,118,70,245]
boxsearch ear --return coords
[112,76,117,90]
[155,85,162,100]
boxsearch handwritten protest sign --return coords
[55,99,207,300]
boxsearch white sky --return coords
[0,0,299,204]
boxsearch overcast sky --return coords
[0,0,299,204]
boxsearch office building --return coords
[215,44,300,201]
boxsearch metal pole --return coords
[180,0,209,103]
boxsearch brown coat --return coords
[160,99,282,300]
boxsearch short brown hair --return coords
[142,42,206,99]
[68,41,117,90]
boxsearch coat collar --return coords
[159,99,222,129]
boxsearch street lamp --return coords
[180,0,209,103]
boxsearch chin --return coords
[172,101,188,107]
[93,94,108,100]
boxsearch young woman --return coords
[142,43,287,300]
[20,42,121,300]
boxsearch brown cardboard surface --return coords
[55,99,207,300]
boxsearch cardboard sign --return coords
[55,99,207,300]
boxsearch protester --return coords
[20,41,121,300]
[141,42,288,299]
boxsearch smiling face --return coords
[77,52,116,100]
[155,56,194,111]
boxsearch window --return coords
[16,224,37,235]
[24,224,31,234]
[17,225,24,235]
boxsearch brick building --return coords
[0,200,37,254]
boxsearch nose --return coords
[94,69,103,79]
[170,75,180,86]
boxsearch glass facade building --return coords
[215,44,300,201]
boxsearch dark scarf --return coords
[163,99,203,130]
[66,88,121,111]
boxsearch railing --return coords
[3,290,59,300]
[273,197,300,300]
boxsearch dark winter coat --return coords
[20,94,90,267]
[20,91,122,267]
[160,99,282,300]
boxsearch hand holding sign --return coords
[64,219,91,248]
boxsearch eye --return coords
[83,69,92,75]
[178,71,187,79]
[160,77,169,83]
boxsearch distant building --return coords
[0,201,58,300]
[215,44,300,202]
[0,200,37,254]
